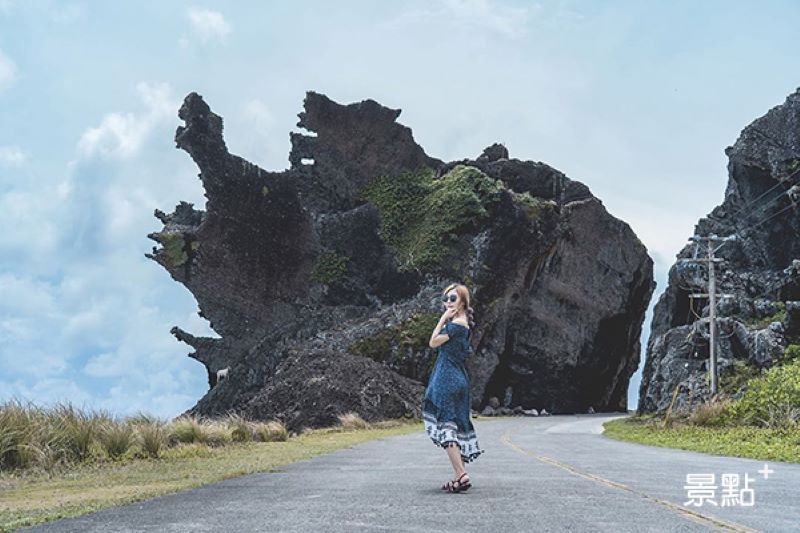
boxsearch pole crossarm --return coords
[678,258,725,263]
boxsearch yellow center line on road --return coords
[500,423,761,533]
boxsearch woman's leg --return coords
[445,442,466,476]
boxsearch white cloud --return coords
[0,145,26,166]
[227,98,285,168]
[440,0,537,38]
[0,257,216,416]
[187,7,231,43]
[0,79,215,418]
[0,49,17,91]
[243,99,274,128]
[0,81,195,269]
[386,0,537,39]
[77,82,177,159]
[1,379,95,409]
[0,189,60,258]
[83,351,129,378]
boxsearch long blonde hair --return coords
[443,283,476,329]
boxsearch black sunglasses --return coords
[442,294,458,303]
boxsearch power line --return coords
[670,167,800,373]
[728,165,800,221]
[736,191,792,229]
[733,187,796,235]
[722,166,800,248]
[742,201,797,235]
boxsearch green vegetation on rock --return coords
[783,344,800,363]
[358,165,505,273]
[157,232,188,267]
[311,250,350,284]
[349,312,440,365]
[743,301,786,329]
[510,190,555,219]
[719,359,763,395]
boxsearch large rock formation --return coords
[639,88,800,414]
[148,91,654,431]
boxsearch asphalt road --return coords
[20,413,800,532]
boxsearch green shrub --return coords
[719,359,762,394]
[782,344,800,364]
[727,359,800,427]
[755,401,800,428]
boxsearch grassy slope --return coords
[602,416,800,464]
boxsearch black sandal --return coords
[456,472,471,492]
[442,472,471,493]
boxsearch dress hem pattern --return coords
[422,411,485,463]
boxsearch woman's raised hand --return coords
[441,307,458,321]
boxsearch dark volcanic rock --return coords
[477,143,509,162]
[639,88,800,414]
[240,350,424,431]
[149,91,654,428]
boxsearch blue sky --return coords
[1,0,798,418]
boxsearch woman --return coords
[422,283,485,493]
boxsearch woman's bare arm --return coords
[428,318,449,348]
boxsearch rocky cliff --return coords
[639,88,800,413]
[148,91,654,431]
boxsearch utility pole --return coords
[678,233,736,396]
[707,238,718,395]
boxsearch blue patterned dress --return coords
[422,321,485,463]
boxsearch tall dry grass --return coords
[253,420,289,442]
[136,421,166,458]
[337,412,371,430]
[0,399,294,473]
[97,421,135,459]
[225,413,254,443]
[0,399,109,471]
[688,399,733,427]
